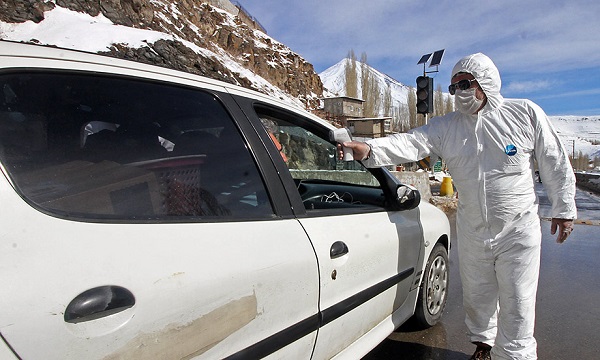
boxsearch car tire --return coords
[414,242,448,328]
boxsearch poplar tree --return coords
[407,87,417,129]
[391,105,405,133]
[344,50,358,98]
[445,94,454,114]
[434,84,444,117]
[383,83,393,117]
[360,52,381,117]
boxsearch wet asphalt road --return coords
[364,183,600,359]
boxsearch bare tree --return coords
[344,50,358,98]
[434,84,444,117]
[407,87,417,129]
[360,52,381,117]
[570,151,589,171]
[360,52,369,102]
[396,103,409,133]
[392,105,408,133]
[383,83,393,117]
[445,93,454,114]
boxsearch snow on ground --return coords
[0,6,171,52]
[548,116,600,158]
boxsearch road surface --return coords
[364,183,600,359]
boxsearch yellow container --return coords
[440,176,454,197]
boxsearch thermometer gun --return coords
[330,128,354,161]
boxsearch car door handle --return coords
[64,285,135,323]
[330,241,349,259]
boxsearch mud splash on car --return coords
[104,294,258,359]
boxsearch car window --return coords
[0,72,274,221]
[255,106,385,212]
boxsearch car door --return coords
[243,102,425,359]
[0,66,320,359]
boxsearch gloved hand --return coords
[551,218,574,243]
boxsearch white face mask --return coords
[454,88,483,115]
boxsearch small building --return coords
[346,117,392,138]
[321,96,393,138]
[322,96,364,119]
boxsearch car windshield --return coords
[0,71,274,221]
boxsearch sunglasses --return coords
[448,79,477,95]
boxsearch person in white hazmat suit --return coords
[340,53,577,360]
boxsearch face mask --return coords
[454,88,483,115]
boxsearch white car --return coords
[0,40,450,360]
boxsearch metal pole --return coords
[572,140,577,171]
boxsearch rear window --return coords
[0,71,274,221]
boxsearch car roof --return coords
[0,40,333,129]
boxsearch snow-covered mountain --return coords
[320,58,600,157]
[319,58,413,114]
[548,116,600,158]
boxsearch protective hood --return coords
[452,53,503,110]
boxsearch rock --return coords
[0,0,55,23]
[0,0,323,108]
[100,40,249,87]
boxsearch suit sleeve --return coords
[361,121,444,168]
[530,101,577,219]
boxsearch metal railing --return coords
[231,1,267,33]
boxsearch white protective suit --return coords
[363,53,577,359]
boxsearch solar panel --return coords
[429,49,445,67]
[417,53,432,65]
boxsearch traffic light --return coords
[416,76,433,115]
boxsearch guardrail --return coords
[540,217,600,226]
[575,172,600,194]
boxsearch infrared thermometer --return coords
[330,128,354,161]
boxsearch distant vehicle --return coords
[0,40,450,359]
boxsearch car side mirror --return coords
[394,184,420,210]
[367,167,421,211]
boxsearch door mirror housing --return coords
[367,167,421,211]
[394,184,421,210]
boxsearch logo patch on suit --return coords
[505,144,517,156]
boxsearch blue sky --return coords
[236,0,600,116]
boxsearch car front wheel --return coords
[414,242,448,328]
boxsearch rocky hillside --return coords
[0,0,324,109]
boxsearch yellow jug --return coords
[440,176,454,197]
